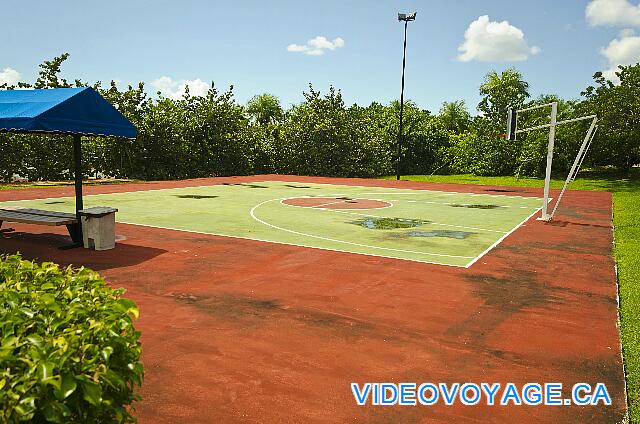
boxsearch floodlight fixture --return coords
[398,12,417,21]
[396,11,417,180]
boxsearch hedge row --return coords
[0,254,143,423]
[1,62,637,181]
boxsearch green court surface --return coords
[0,181,543,267]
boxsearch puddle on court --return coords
[356,217,429,230]
[174,195,218,199]
[45,201,67,204]
[484,189,519,193]
[404,230,474,239]
[284,184,312,189]
[449,203,503,209]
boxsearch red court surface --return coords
[0,175,626,423]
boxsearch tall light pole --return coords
[396,12,416,181]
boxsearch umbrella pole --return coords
[64,134,84,246]
[74,134,84,215]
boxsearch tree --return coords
[582,64,640,168]
[438,100,471,133]
[478,68,530,129]
[246,93,283,125]
[32,53,84,89]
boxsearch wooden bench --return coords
[0,207,81,244]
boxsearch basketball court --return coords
[0,180,544,267]
[0,175,626,423]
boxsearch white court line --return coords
[250,198,474,260]
[114,221,468,268]
[464,207,542,268]
[0,180,544,204]
[2,181,540,268]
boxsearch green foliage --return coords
[438,100,471,133]
[478,68,530,129]
[514,95,584,177]
[448,132,517,176]
[246,93,284,125]
[0,254,143,423]
[277,85,392,177]
[582,64,640,169]
[33,53,76,89]
[0,54,637,182]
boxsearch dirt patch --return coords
[445,270,567,350]
[171,292,375,337]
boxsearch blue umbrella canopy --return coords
[0,87,136,138]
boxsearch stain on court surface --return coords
[284,184,312,189]
[221,183,269,188]
[405,230,474,239]
[356,217,429,229]
[174,195,218,199]
[449,203,503,209]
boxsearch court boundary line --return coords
[2,180,546,267]
[115,220,469,268]
[463,207,543,268]
[0,180,545,204]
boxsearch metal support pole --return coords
[550,118,598,219]
[396,20,408,181]
[540,102,557,221]
[572,125,598,182]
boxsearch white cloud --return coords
[600,30,640,81]
[151,76,210,99]
[586,0,640,27]
[0,67,20,86]
[287,36,345,56]
[457,15,540,62]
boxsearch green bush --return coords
[448,132,517,176]
[277,85,392,178]
[0,254,143,423]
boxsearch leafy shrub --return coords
[0,254,143,423]
[277,85,392,177]
[448,132,517,176]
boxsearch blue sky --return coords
[1,0,639,114]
